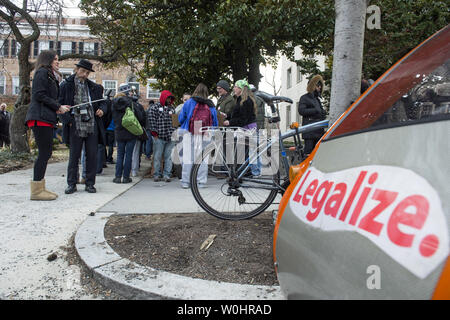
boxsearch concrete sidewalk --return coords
[0,157,284,300]
[0,159,151,299]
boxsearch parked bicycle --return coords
[189,91,329,220]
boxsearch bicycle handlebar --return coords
[280,119,329,140]
[255,91,293,104]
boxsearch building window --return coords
[287,67,292,89]
[296,102,301,123]
[83,42,96,55]
[13,77,20,95]
[59,68,73,81]
[147,79,160,99]
[128,82,140,95]
[297,65,303,83]
[0,75,5,94]
[11,40,20,57]
[103,80,117,97]
[0,40,4,57]
[60,41,72,55]
[39,41,50,53]
[286,104,291,129]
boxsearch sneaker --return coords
[198,183,208,189]
[164,177,171,182]
[154,176,162,182]
[181,183,190,189]
[113,177,122,184]
[131,171,138,177]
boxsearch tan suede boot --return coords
[30,180,57,201]
[41,179,58,198]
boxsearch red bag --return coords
[189,103,212,135]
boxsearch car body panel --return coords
[274,25,450,299]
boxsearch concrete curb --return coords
[75,212,285,300]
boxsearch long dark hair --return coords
[35,50,57,71]
[192,83,209,99]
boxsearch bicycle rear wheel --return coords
[190,140,280,220]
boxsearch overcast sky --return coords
[62,0,85,17]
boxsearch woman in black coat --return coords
[25,50,70,200]
[298,75,327,155]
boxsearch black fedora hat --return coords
[75,59,95,72]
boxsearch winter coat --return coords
[25,67,61,126]
[178,96,219,132]
[148,90,176,141]
[217,94,235,121]
[58,74,108,145]
[229,96,256,128]
[298,75,327,139]
[0,110,11,140]
[112,95,146,142]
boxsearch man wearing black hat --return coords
[59,59,108,194]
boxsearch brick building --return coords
[0,16,160,109]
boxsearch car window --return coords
[370,59,450,129]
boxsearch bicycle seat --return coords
[255,91,293,104]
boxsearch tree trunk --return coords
[10,41,33,153]
[329,0,367,125]
[231,47,247,83]
[248,49,262,88]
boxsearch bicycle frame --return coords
[205,119,329,191]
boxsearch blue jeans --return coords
[153,137,175,178]
[144,129,153,158]
[115,139,137,178]
[250,131,261,176]
[181,133,209,186]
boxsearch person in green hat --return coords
[224,79,259,177]
[224,79,256,129]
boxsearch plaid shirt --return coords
[148,102,176,141]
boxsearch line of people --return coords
[25,49,273,200]
[25,51,150,200]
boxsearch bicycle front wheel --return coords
[190,140,279,220]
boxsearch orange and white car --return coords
[274,25,450,299]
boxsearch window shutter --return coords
[94,43,99,56]
[33,40,39,57]
[71,42,76,54]
[11,40,16,57]
[3,39,9,57]
[78,42,84,54]
[57,41,61,56]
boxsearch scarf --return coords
[73,77,95,137]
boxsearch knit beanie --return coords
[216,80,230,92]
[234,79,249,90]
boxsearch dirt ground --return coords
[104,211,279,286]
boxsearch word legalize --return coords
[289,165,448,279]
[177,303,271,318]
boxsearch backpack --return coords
[122,102,143,136]
[189,102,212,135]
